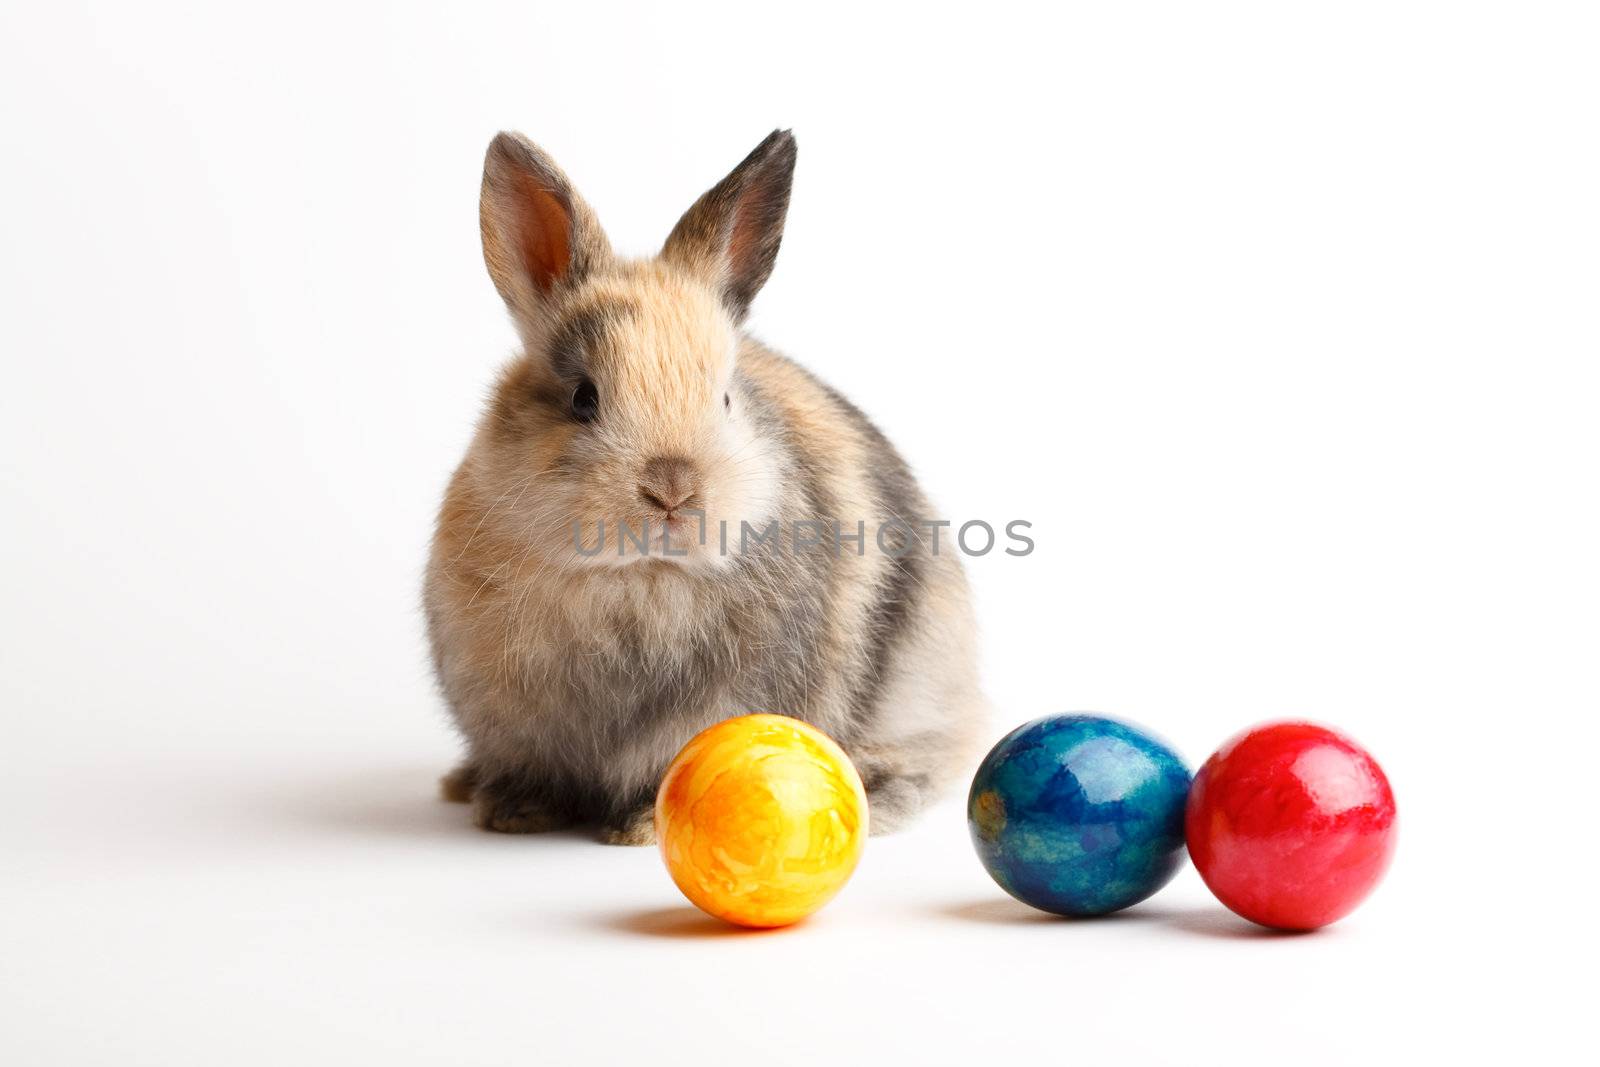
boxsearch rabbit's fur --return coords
[425,130,987,843]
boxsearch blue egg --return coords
[968,714,1193,916]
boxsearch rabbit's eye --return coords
[724,392,731,412]
[571,379,599,423]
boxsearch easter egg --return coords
[968,714,1193,916]
[655,714,868,928]
[1186,721,1397,930]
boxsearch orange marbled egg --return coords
[655,714,868,928]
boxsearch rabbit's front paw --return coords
[598,806,656,846]
[471,776,572,834]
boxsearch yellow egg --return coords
[655,714,868,928]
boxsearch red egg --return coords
[1186,722,1397,930]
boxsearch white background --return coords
[3,2,1596,1063]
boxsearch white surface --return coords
[2,2,1595,1064]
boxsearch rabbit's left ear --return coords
[662,130,797,323]
[480,132,612,332]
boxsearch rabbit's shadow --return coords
[258,763,588,846]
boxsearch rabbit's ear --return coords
[480,133,611,327]
[662,130,797,323]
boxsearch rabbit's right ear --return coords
[480,133,611,329]
[662,130,797,323]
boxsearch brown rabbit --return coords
[425,129,987,843]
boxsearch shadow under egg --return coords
[589,905,800,940]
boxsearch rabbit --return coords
[424,128,988,844]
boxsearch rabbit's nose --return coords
[638,456,702,513]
